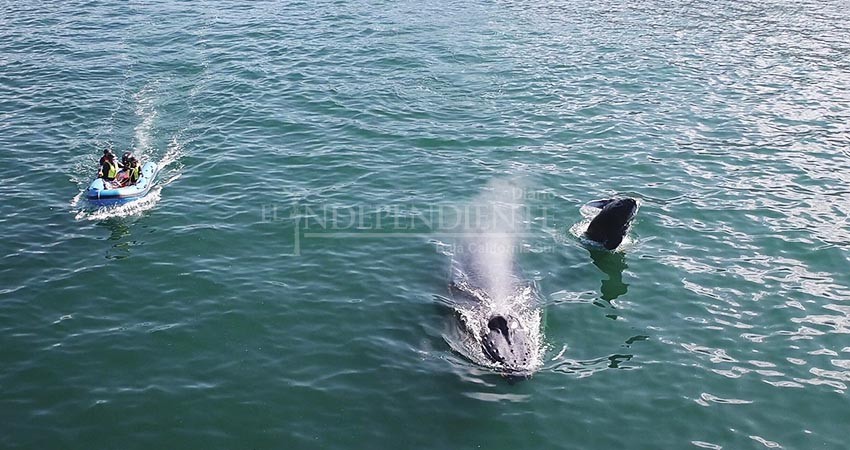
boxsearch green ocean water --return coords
[2,0,850,448]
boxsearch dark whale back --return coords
[584,198,638,250]
[481,314,532,369]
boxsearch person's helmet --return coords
[122,152,133,166]
[103,149,115,157]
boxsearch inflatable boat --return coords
[86,161,159,207]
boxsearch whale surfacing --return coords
[583,198,639,250]
[448,252,540,375]
[441,179,542,377]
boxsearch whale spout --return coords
[481,314,532,371]
[584,198,638,250]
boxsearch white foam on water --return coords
[159,136,183,170]
[69,190,85,209]
[132,84,159,156]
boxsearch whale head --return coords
[584,198,638,250]
[481,314,532,372]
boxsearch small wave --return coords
[69,190,85,209]
[546,352,636,377]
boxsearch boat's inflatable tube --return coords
[86,161,158,207]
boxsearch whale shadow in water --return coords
[590,249,629,302]
[589,248,629,319]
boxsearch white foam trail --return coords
[159,136,183,170]
[69,190,84,208]
[132,84,158,156]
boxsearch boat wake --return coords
[132,86,157,155]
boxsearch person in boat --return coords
[120,152,133,169]
[126,155,141,185]
[97,150,118,182]
[116,152,141,187]
[98,149,111,166]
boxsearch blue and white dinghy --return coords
[86,161,159,207]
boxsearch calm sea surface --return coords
[2,0,850,448]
